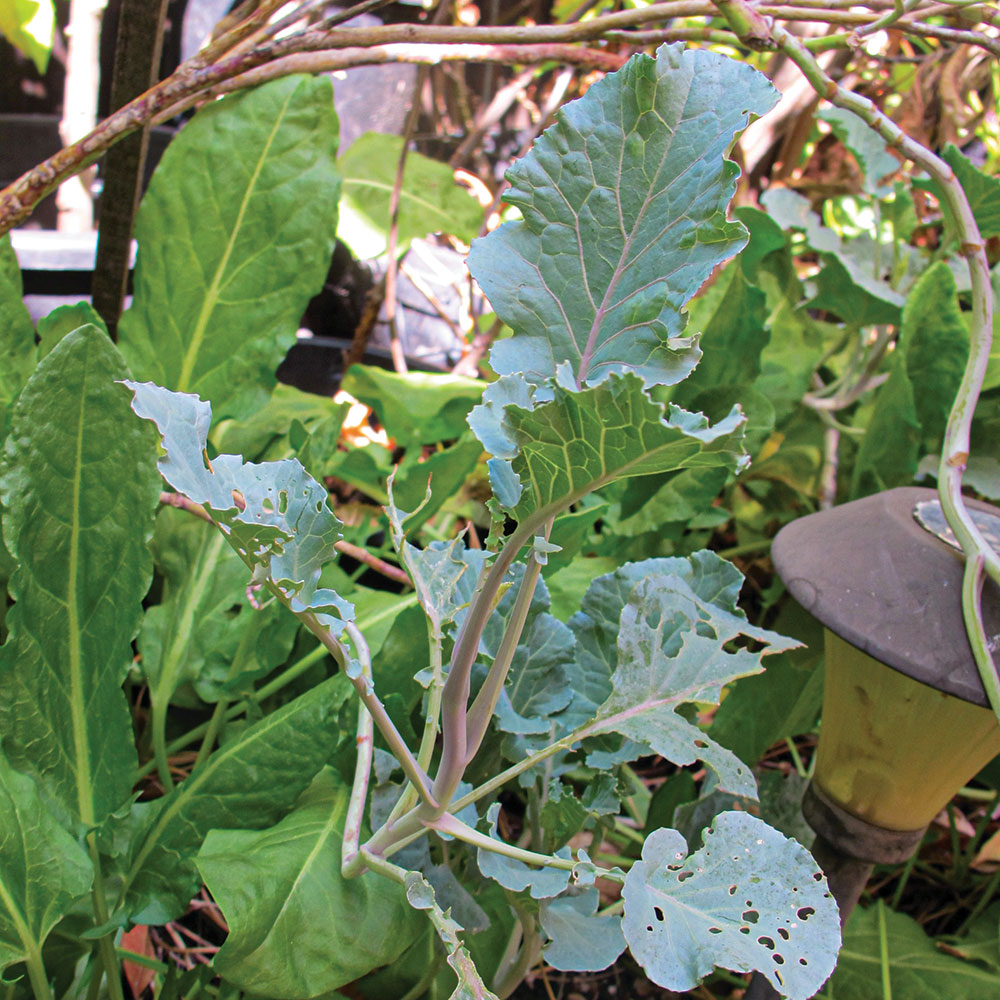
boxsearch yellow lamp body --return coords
[813,630,1000,832]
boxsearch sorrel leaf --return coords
[0,326,160,831]
[197,769,420,997]
[0,233,37,412]
[119,75,340,421]
[121,676,352,923]
[124,381,354,632]
[468,44,778,388]
[0,754,93,977]
[338,131,483,257]
[622,812,840,998]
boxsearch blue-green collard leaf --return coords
[0,327,160,832]
[0,754,93,978]
[485,373,747,523]
[119,75,340,422]
[540,888,627,972]
[469,45,778,388]
[197,769,421,998]
[588,558,799,796]
[819,108,899,194]
[622,813,839,998]
[122,676,352,923]
[0,233,37,412]
[477,804,573,899]
[125,381,353,633]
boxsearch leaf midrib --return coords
[176,87,296,394]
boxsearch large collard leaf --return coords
[484,372,748,526]
[125,382,354,634]
[622,812,839,999]
[0,234,37,413]
[821,904,1000,999]
[197,768,421,998]
[0,754,93,979]
[119,75,340,422]
[0,326,160,831]
[852,261,967,498]
[584,553,799,796]
[121,675,351,923]
[468,44,778,388]
[338,132,483,258]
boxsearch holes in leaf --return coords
[646,925,653,933]
[799,959,809,966]
[742,910,759,924]
[223,604,242,620]
[262,497,274,513]
[728,885,737,896]
[758,936,775,951]
[773,954,785,966]
[694,738,708,749]
[797,907,815,921]
[653,907,665,922]
[775,971,784,987]
[708,927,722,934]
[278,490,288,514]
[316,501,324,513]
[813,872,823,882]
[677,871,694,882]
[777,928,790,941]
[739,927,750,935]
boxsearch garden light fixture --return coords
[771,486,1000,920]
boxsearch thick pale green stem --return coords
[342,622,374,874]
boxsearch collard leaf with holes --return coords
[121,676,352,923]
[337,131,483,258]
[197,769,421,998]
[0,327,160,832]
[119,75,340,421]
[585,556,800,797]
[622,812,840,998]
[125,381,354,634]
[469,44,778,388]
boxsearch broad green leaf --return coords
[197,769,421,998]
[589,570,795,797]
[819,108,899,194]
[341,364,485,447]
[943,145,1000,240]
[542,501,607,576]
[36,303,107,360]
[808,251,903,327]
[468,45,778,388]
[539,887,626,972]
[0,233,36,412]
[337,131,483,258]
[0,754,93,978]
[733,206,787,279]
[609,467,729,538]
[821,903,1000,999]
[943,902,1000,973]
[0,326,160,831]
[484,372,748,526]
[121,675,352,923]
[125,382,354,634]
[622,812,840,999]
[392,433,484,532]
[0,0,54,72]
[119,75,340,421]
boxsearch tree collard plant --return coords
[0,44,844,1000]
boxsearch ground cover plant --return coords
[0,1,999,999]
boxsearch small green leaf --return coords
[342,365,485,447]
[469,45,778,388]
[0,233,37,412]
[809,252,903,327]
[0,753,93,978]
[943,145,1000,239]
[122,676,352,923]
[540,888,627,972]
[0,326,160,831]
[125,381,354,634]
[819,108,899,194]
[36,303,108,360]
[198,769,421,998]
[0,0,54,72]
[337,132,483,258]
[119,75,340,421]
[821,904,1000,999]
[622,812,840,998]
[477,804,573,899]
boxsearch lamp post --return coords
[744,487,1000,999]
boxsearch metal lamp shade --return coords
[773,487,1000,836]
